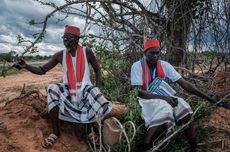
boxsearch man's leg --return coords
[179,115,197,152]
[184,124,197,152]
[42,83,63,148]
[49,105,60,137]
[41,105,60,148]
[41,106,60,148]
[137,124,166,151]
[47,83,67,137]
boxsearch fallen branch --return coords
[174,66,214,79]
[106,102,128,118]
[6,90,46,105]
[209,92,230,110]
[197,138,230,149]
[213,92,230,106]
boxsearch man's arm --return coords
[86,48,102,88]
[14,51,62,75]
[176,78,216,103]
[135,86,178,107]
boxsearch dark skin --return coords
[14,33,102,138]
[15,34,101,88]
[135,47,216,152]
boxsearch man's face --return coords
[145,47,160,65]
[62,33,79,50]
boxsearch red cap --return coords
[144,39,160,52]
[64,25,80,36]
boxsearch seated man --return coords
[14,25,112,148]
[130,39,216,152]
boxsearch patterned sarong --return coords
[139,78,193,134]
[47,83,112,123]
[139,97,193,134]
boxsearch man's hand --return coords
[13,58,27,70]
[163,96,178,107]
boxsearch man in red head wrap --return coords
[14,25,112,148]
[130,39,216,151]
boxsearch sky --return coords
[2,0,225,56]
[0,0,89,56]
[0,0,159,56]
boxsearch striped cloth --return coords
[139,77,193,134]
[148,77,176,96]
[138,97,193,134]
[47,83,112,123]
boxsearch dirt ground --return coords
[0,65,62,102]
[0,65,88,152]
[0,92,88,152]
[0,66,229,152]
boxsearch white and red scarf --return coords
[141,59,165,90]
[66,44,85,96]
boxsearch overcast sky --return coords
[0,0,90,56]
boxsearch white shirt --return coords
[131,60,181,86]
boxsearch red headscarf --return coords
[64,25,80,36]
[144,39,160,52]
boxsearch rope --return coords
[112,117,136,152]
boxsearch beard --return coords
[146,58,158,67]
[64,40,78,50]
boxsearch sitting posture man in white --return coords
[14,25,112,148]
[130,39,216,152]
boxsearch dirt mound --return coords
[204,107,230,151]
[0,91,87,152]
[202,71,230,151]
[211,72,230,95]
[207,107,230,131]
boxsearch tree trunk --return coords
[165,0,194,66]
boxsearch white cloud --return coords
[0,43,24,54]
[0,0,99,56]
[0,0,65,55]
[45,26,64,42]
[37,42,63,56]
[0,33,17,44]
